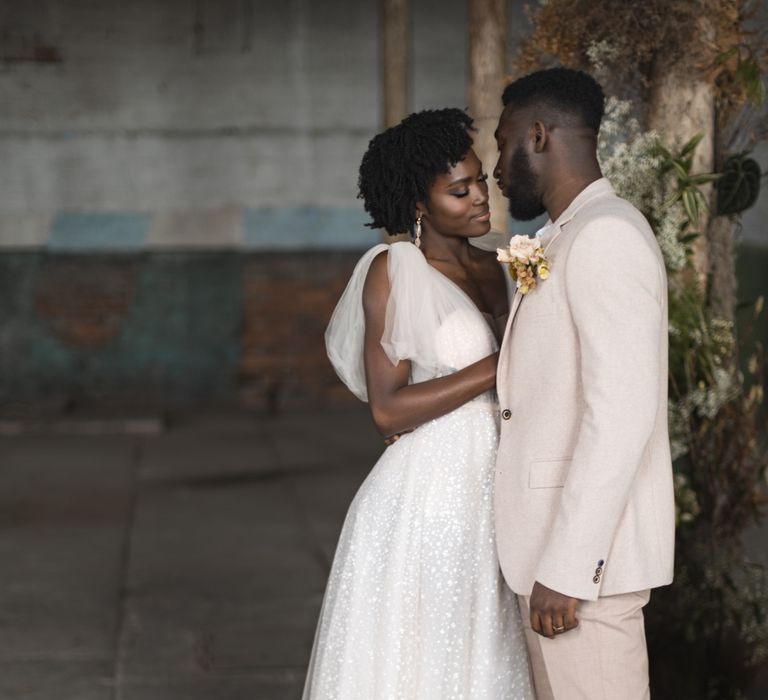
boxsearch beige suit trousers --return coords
[518,591,651,700]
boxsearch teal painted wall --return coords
[0,253,244,409]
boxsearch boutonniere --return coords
[497,235,550,295]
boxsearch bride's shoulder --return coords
[365,245,389,281]
[362,241,426,309]
[364,241,421,280]
[361,246,391,312]
[387,239,421,257]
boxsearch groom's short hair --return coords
[502,67,605,133]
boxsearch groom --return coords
[493,67,675,699]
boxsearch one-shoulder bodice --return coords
[326,242,511,401]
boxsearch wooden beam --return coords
[467,0,508,235]
[382,0,411,129]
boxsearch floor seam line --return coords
[110,437,143,700]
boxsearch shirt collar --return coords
[548,177,615,229]
[536,177,614,250]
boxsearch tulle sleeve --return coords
[325,241,445,402]
[380,242,441,373]
[324,244,389,402]
[325,241,488,402]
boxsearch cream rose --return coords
[497,234,551,295]
[497,234,542,263]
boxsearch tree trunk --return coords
[647,48,715,290]
[467,0,507,235]
[382,0,411,129]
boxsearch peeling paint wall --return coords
[0,1,765,411]
[0,0,489,251]
[0,252,364,411]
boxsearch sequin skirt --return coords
[302,402,534,699]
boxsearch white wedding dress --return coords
[303,241,533,700]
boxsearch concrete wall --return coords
[1,1,766,251]
[0,0,471,410]
[0,0,381,251]
[0,1,765,411]
[0,0,499,411]
[0,0,544,252]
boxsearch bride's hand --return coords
[384,430,408,445]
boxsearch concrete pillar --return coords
[467,0,508,235]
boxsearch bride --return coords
[302,108,533,699]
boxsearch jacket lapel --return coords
[497,180,615,392]
[497,290,524,381]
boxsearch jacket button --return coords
[501,409,512,420]
[595,567,603,575]
[593,575,600,584]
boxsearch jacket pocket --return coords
[528,459,571,489]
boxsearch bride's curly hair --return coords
[358,108,475,236]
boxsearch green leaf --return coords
[734,57,766,106]
[735,58,760,83]
[689,173,721,185]
[664,191,682,208]
[714,47,738,65]
[680,133,705,157]
[749,77,766,106]
[692,188,710,212]
[672,161,689,179]
[682,190,699,222]
[717,153,762,215]
[680,233,700,244]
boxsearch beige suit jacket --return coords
[494,178,675,601]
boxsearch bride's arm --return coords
[362,252,498,438]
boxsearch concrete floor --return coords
[0,408,383,700]
[1,407,766,700]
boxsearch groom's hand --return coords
[529,581,580,638]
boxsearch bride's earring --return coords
[414,213,423,248]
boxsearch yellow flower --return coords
[502,244,552,295]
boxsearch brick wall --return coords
[239,253,360,411]
[0,252,363,415]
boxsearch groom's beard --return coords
[506,145,546,221]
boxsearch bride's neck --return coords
[419,230,472,265]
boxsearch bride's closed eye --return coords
[453,173,489,198]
